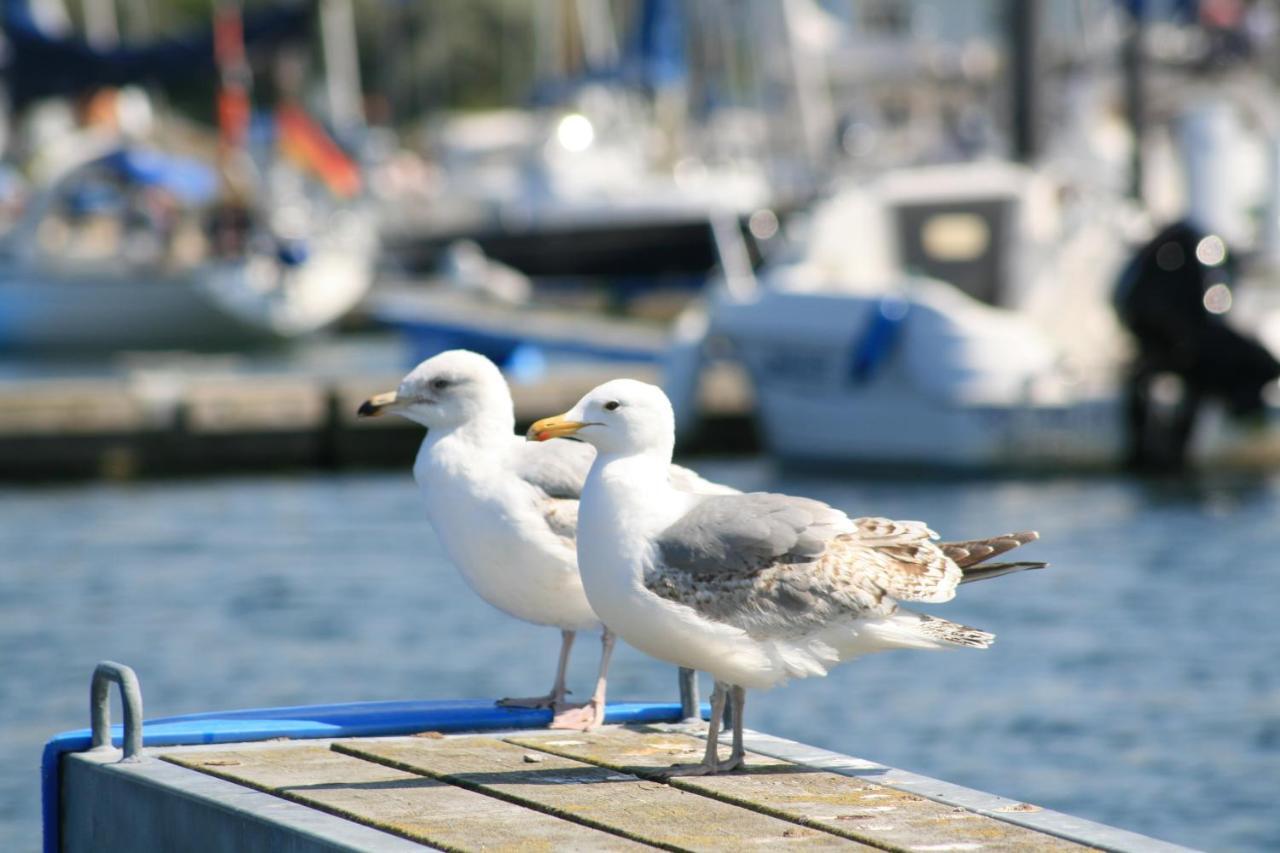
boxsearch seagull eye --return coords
[603,401,620,412]
[431,378,450,391]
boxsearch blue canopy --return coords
[99,148,218,204]
[629,0,686,88]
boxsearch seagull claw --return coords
[654,755,744,779]
[666,718,711,736]
[549,699,606,731]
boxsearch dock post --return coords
[1008,0,1041,163]
[678,667,700,721]
[1123,0,1147,200]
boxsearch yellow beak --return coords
[357,390,399,418]
[528,413,588,441]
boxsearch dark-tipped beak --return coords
[357,391,399,418]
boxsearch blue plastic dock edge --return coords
[41,698,703,853]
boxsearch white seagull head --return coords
[357,349,514,433]
[529,378,675,459]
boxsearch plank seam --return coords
[505,736,908,852]
[329,742,681,853]
[159,753,454,852]
[699,729,1172,853]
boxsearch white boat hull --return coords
[686,287,1280,471]
[0,247,372,352]
[0,143,376,352]
[748,379,1124,470]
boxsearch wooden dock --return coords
[0,360,754,480]
[59,724,1193,852]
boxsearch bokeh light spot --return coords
[1203,283,1232,314]
[556,113,594,153]
[748,209,779,240]
[1195,234,1227,266]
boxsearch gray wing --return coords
[648,493,883,637]
[648,496,962,637]
[513,438,595,499]
[656,492,847,575]
[509,439,591,555]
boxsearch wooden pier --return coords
[59,723,1192,852]
[0,360,754,480]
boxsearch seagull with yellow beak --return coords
[530,379,1046,773]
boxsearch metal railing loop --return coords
[90,661,144,762]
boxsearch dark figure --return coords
[206,198,253,259]
[1114,219,1280,471]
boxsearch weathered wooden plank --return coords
[184,378,328,433]
[506,728,1094,853]
[66,749,426,853]
[163,743,651,851]
[335,736,871,851]
[0,380,146,435]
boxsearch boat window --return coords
[921,213,989,261]
[894,199,1010,307]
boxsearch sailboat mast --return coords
[320,0,365,138]
[82,0,119,49]
[213,0,252,156]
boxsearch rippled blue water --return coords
[2,464,1277,851]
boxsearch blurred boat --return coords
[0,0,376,352]
[376,0,777,289]
[0,145,375,351]
[667,160,1280,470]
[372,282,666,378]
[380,106,773,287]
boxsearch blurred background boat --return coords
[0,142,375,351]
[0,0,376,352]
[666,156,1280,471]
[375,0,778,288]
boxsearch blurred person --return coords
[1114,219,1280,470]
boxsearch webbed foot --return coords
[549,699,606,731]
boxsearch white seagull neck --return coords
[582,449,687,537]
[415,418,516,485]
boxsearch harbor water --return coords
[2,463,1278,851]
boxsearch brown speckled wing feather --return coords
[939,531,1040,568]
[647,500,968,636]
[835,517,960,604]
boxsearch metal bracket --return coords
[90,661,144,762]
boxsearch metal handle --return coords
[90,661,144,762]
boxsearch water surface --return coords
[1,464,1276,851]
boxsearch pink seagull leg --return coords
[550,628,615,730]
[498,629,574,709]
